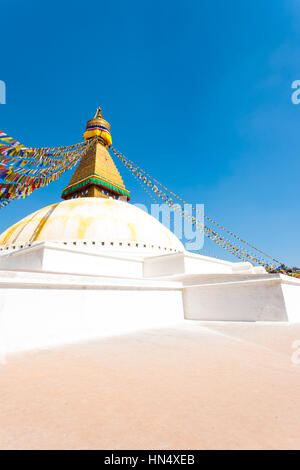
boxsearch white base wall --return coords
[0,242,144,278]
[0,285,183,354]
[183,275,300,322]
[282,284,300,323]
[0,243,300,355]
[144,251,238,277]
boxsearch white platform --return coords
[0,242,299,354]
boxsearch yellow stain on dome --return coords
[128,223,137,242]
[30,203,60,242]
[77,216,95,240]
[1,223,20,246]
[104,199,114,209]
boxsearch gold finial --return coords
[83,107,112,146]
[94,107,103,119]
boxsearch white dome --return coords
[0,198,184,255]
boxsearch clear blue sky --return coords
[1,0,300,266]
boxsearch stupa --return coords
[0,108,299,354]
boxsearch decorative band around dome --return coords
[62,174,130,199]
[83,125,112,146]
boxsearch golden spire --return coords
[94,106,103,119]
[61,108,130,201]
[83,106,112,146]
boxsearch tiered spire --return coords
[61,107,130,201]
